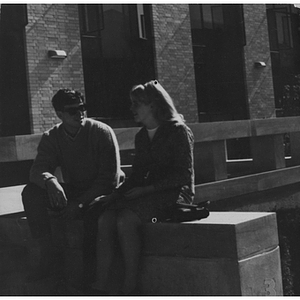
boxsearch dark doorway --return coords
[189,4,249,159]
[78,4,155,127]
[189,4,248,123]
[0,4,31,136]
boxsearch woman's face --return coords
[131,98,154,125]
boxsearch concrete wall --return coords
[209,182,300,213]
[151,4,198,123]
[243,4,276,119]
[26,4,85,134]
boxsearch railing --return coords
[1,116,300,205]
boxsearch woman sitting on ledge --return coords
[89,79,195,295]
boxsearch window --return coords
[189,4,224,31]
[190,4,202,30]
[211,6,224,30]
[189,4,248,124]
[267,5,293,50]
[276,10,293,49]
[137,4,146,39]
[79,4,155,123]
[80,4,104,36]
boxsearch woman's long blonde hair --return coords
[130,80,184,123]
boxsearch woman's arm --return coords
[153,125,194,191]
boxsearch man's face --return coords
[58,102,87,130]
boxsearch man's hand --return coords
[46,178,67,210]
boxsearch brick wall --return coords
[26,4,85,133]
[243,4,276,119]
[25,4,277,131]
[151,4,198,123]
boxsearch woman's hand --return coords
[89,193,120,207]
[124,185,155,200]
[89,195,108,207]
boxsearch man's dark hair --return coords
[52,89,84,112]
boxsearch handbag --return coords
[151,201,210,223]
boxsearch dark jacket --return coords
[117,119,195,204]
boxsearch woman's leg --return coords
[117,209,142,294]
[92,209,117,291]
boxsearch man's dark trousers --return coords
[22,182,102,281]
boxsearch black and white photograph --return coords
[0,2,298,296]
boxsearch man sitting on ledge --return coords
[22,89,123,284]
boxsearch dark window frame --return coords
[267,4,294,50]
[79,4,104,37]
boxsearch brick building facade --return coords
[26,4,85,133]
[152,5,198,122]
[1,4,300,135]
[243,4,276,119]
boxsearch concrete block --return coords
[0,216,32,245]
[143,212,278,259]
[140,212,283,295]
[239,246,282,295]
[140,246,282,296]
[140,256,240,295]
[0,212,282,296]
[0,185,25,216]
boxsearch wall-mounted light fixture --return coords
[48,50,67,59]
[254,61,266,68]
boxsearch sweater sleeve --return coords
[153,125,194,192]
[77,124,124,205]
[29,131,60,189]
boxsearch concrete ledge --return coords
[140,212,282,295]
[0,211,282,295]
[0,185,25,216]
[143,212,278,260]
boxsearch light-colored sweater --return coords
[30,118,122,202]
